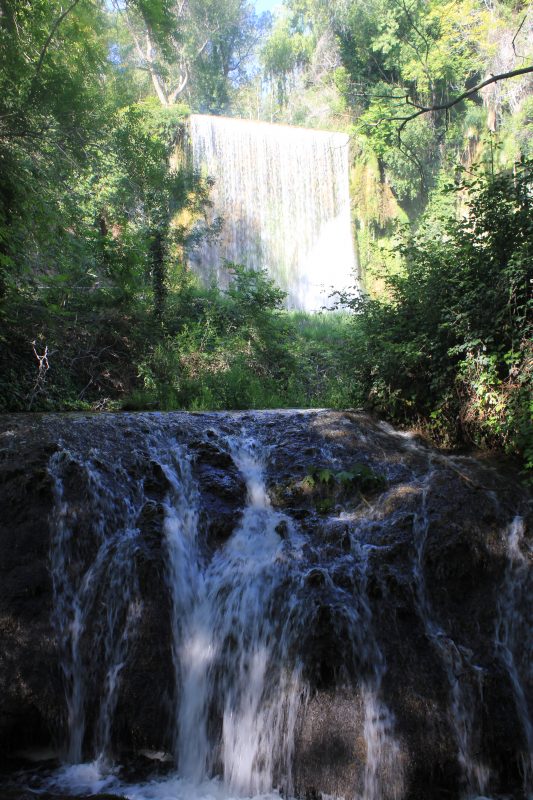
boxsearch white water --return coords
[411,470,490,798]
[48,449,143,764]
[188,114,358,311]
[43,428,406,800]
[495,516,533,797]
[163,435,306,796]
[346,537,405,800]
[42,761,287,800]
[43,433,308,800]
[27,416,531,800]
[361,685,404,800]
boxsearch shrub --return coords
[343,158,532,469]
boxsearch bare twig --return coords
[512,14,528,57]
[28,341,50,408]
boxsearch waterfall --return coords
[411,470,490,797]
[48,448,142,765]
[346,543,405,800]
[163,434,306,795]
[358,556,405,800]
[188,114,358,311]
[495,516,533,795]
[4,410,530,800]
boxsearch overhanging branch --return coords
[29,0,83,98]
[393,66,533,133]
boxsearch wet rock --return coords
[289,507,310,520]
[294,689,361,799]
[192,441,247,547]
[304,568,326,588]
[142,461,168,499]
[0,410,530,800]
[0,432,60,760]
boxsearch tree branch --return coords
[121,8,170,105]
[512,14,528,58]
[392,66,533,133]
[166,38,209,103]
[400,0,431,63]
[168,68,189,103]
[30,0,83,97]
[145,29,170,106]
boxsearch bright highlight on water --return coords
[2,411,531,800]
[188,115,358,311]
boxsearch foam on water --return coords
[40,760,289,800]
[34,760,516,800]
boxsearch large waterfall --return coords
[0,411,531,800]
[188,115,358,311]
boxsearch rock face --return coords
[0,410,531,800]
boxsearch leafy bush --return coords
[343,158,532,470]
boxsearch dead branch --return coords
[28,341,50,408]
[512,14,528,58]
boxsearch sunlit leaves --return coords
[261,12,314,105]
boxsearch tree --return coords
[0,0,113,297]
[116,0,265,110]
[261,12,313,106]
[340,158,532,466]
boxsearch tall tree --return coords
[116,0,265,110]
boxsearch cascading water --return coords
[188,114,358,311]
[48,448,143,765]
[411,468,490,798]
[356,548,405,800]
[1,410,531,800]
[322,535,405,800]
[150,440,205,774]
[495,516,533,796]
[164,434,306,795]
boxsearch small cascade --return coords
[48,448,142,764]
[163,434,306,795]
[411,471,490,797]
[495,516,533,794]
[188,114,358,311]
[2,410,529,800]
[361,685,404,800]
[151,442,205,771]
[46,425,308,792]
[348,542,405,800]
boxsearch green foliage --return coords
[116,0,264,111]
[261,13,314,105]
[309,463,386,492]
[298,462,386,513]
[133,265,295,410]
[342,158,532,470]
[113,269,357,413]
[1,0,530,486]
[258,0,531,224]
[0,0,267,412]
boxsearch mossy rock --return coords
[286,463,387,514]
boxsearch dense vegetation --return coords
[0,0,531,471]
[344,159,532,468]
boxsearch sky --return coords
[254,0,282,13]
